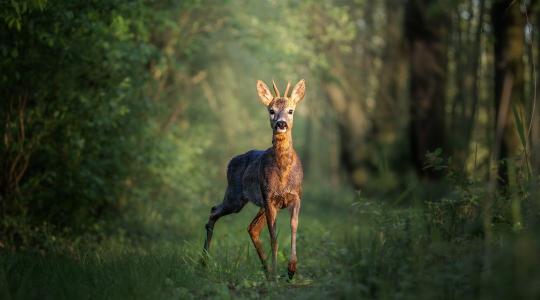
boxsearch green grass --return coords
[2,186,540,299]
[0,188,354,299]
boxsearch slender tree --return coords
[532,2,540,174]
[405,0,450,178]
[372,0,407,150]
[491,0,526,185]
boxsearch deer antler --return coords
[272,80,280,98]
[283,82,291,98]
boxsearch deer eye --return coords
[288,109,294,114]
[269,109,275,115]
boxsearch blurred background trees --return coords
[405,0,449,179]
[1,0,539,247]
[492,0,527,185]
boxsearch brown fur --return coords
[203,80,306,280]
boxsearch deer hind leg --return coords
[203,204,224,255]
[248,209,268,272]
[203,193,247,257]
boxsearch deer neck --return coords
[272,131,294,174]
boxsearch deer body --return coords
[203,79,306,279]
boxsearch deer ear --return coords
[290,79,306,104]
[256,80,273,106]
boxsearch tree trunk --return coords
[491,0,526,185]
[464,0,486,159]
[405,0,450,179]
[323,81,371,188]
[372,0,407,146]
[532,3,540,174]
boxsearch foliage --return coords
[1,0,540,299]
[0,0,223,237]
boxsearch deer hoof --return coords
[288,272,295,280]
[287,261,297,279]
[287,269,295,280]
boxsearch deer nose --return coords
[275,121,288,129]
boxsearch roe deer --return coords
[203,79,306,279]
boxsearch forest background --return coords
[1,0,540,298]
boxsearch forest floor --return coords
[1,188,356,299]
[1,185,539,299]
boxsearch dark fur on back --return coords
[223,150,264,210]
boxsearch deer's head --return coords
[256,79,306,135]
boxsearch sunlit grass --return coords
[1,185,356,299]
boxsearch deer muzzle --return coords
[275,120,288,133]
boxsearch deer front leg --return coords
[248,209,268,272]
[265,203,278,277]
[288,200,300,279]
